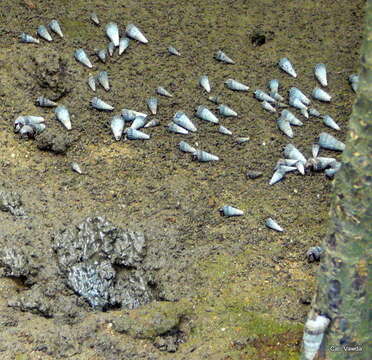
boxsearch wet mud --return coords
[0,0,364,359]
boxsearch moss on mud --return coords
[179,250,305,358]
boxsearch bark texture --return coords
[301,1,372,360]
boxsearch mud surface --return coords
[0,0,364,359]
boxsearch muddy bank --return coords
[0,0,364,359]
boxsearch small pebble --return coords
[306,246,324,262]
[246,170,263,179]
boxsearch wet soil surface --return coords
[0,0,364,359]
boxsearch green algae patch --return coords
[219,310,303,359]
[15,355,29,360]
[182,249,304,358]
[62,19,94,42]
[113,299,192,339]
[187,299,303,359]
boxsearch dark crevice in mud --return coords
[2,276,30,289]
[153,327,187,353]
[251,32,267,47]
[101,302,122,312]
[112,264,138,273]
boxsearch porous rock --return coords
[246,170,263,179]
[52,216,154,309]
[36,129,72,154]
[306,246,324,262]
[8,283,53,318]
[8,280,86,321]
[0,189,26,217]
[0,247,29,278]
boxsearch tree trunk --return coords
[301,1,372,360]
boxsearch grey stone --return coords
[0,247,29,277]
[52,216,154,309]
[0,190,26,217]
[246,170,263,179]
[306,246,324,262]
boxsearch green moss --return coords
[181,251,304,358]
[62,19,94,42]
[186,298,302,358]
[113,299,192,339]
[15,355,29,360]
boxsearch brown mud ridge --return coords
[0,0,364,359]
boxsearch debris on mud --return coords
[114,299,191,351]
[36,129,72,154]
[250,28,274,47]
[299,292,313,305]
[246,170,263,179]
[53,216,155,309]
[0,247,30,278]
[154,332,183,353]
[8,283,54,318]
[0,234,41,285]
[30,48,75,101]
[0,313,18,328]
[7,280,87,320]
[306,246,324,262]
[0,188,26,217]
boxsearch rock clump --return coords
[52,216,154,309]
